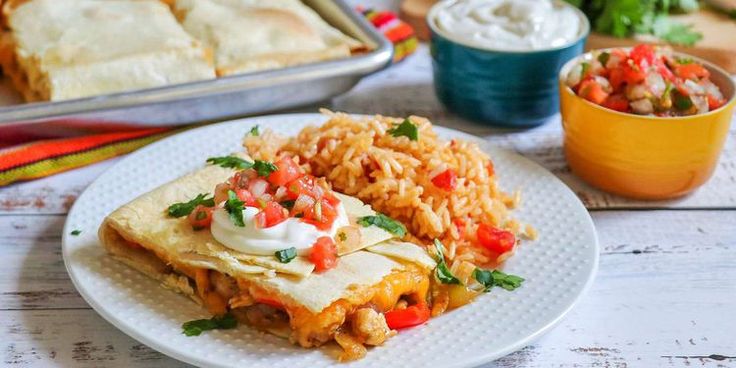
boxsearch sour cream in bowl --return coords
[427,0,589,127]
[434,0,581,51]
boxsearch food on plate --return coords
[564,44,726,116]
[173,0,364,75]
[432,0,581,51]
[0,0,215,101]
[99,112,530,361]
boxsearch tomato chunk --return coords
[303,199,338,230]
[309,236,338,272]
[268,156,303,187]
[601,94,630,112]
[255,201,287,228]
[384,303,430,329]
[285,175,315,200]
[629,44,656,68]
[188,205,214,230]
[674,63,709,80]
[234,188,257,207]
[578,79,609,105]
[476,224,516,254]
[431,169,457,191]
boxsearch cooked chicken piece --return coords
[351,307,393,346]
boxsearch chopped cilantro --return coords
[473,268,524,292]
[357,214,406,237]
[224,190,245,227]
[433,239,460,285]
[597,52,610,66]
[249,125,260,136]
[167,194,215,218]
[580,62,591,77]
[182,313,237,336]
[387,119,419,141]
[673,91,693,110]
[253,160,278,177]
[70,229,82,236]
[206,156,254,170]
[275,247,297,263]
[279,200,295,210]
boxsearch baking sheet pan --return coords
[0,0,393,140]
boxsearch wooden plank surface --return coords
[2,211,734,367]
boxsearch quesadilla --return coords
[1,0,215,102]
[99,152,437,361]
[172,0,364,75]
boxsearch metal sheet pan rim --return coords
[0,0,394,125]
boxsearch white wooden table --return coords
[2,7,736,367]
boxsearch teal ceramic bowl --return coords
[428,1,590,127]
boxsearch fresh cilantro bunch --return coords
[566,0,702,46]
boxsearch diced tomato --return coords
[476,223,516,254]
[323,192,340,207]
[622,62,646,85]
[431,169,457,191]
[285,175,316,200]
[268,156,303,187]
[384,303,430,329]
[256,297,284,309]
[629,44,656,69]
[234,188,257,207]
[302,199,338,231]
[608,67,626,91]
[655,57,675,82]
[601,94,630,112]
[309,236,338,272]
[188,205,214,230]
[578,79,609,105]
[707,94,725,110]
[254,201,287,228]
[674,63,710,80]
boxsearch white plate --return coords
[62,113,599,368]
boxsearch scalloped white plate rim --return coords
[62,113,599,368]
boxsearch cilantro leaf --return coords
[597,52,610,66]
[224,190,245,227]
[253,160,278,177]
[279,200,295,210]
[652,16,702,46]
[275,247,297,263]
[167,194,215,218]
[70,229,82,236]
[206,156,254,170]
[357,214,407,237]
[673,90,693,110]
[249,125,260,136]
[182,313,237,336]
[433,239,460,285]
[473,268,525,291]
[489,270,525,291]
[387,119,419,141]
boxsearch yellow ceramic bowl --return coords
[559,50,736,200]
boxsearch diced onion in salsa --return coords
[566,45,726,116]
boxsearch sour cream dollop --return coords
[433,0,581,51]
[210,202,350,256]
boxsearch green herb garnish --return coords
[357,214,407,237]
[275,247,297,263]
[580,62,591,77]
[433,239,460,285]
[253,160,278,177]
[676,57,694,65]
[473,268,524,292]
[564,0,702,46]
[167,194,215,218]
[387,119,419,141]
[70,229,81,236]
[249,125,260,136]
[206,156,254,170]
[280,200,295,210]
[182,313,237,336]
[224,190,245,227]
[597,52,610,66]
[673,91,693,110]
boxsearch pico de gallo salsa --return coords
[565,44,727,116]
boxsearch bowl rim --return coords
[426,0,590,54]
[558,47,736,121]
